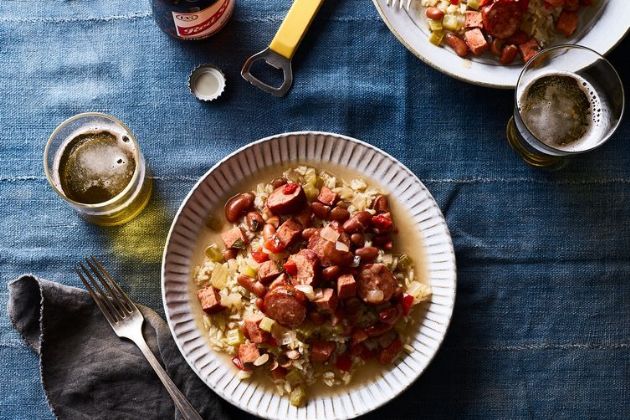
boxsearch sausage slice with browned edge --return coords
[482,0,524,40]
[266,183,307,215]
[263,285,307,328]
[358,263,396,305]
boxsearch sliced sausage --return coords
[317,186,338,206]
[238,343,260,364]
[337,273,357,299]
[266,183,306,215]
[482,1,524,39]
[263,285,307,328]
[310,340,337,363]
[313,288,338,313]
[197,286,224,314]
[221,227,248,249]
[288,249,319,286]
[275,218,302,248]
[358,263,396,305]
[257,260,282,284]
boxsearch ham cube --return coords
[237,342,260,364]
[337,274,357,299]
[464,28,489,56]
[314,288,338,313]
[288,249,319,286]
[275,219,302,248]
[518,38,540,62]
[197,286,224,314]
[556,11,578,37]
[244,316,267,344]
[257,260,282,284]
[317,186,338,206]
[221,227,247,249]
[310,340,337,363]
[464,11,483,29]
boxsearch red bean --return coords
[322,265,341,281]
[445,33,469,57]
[271,178,287,189]
[302,227,318,239]
[500,44,519,65]
[266,216,280,228]
[355,246,379,262]
[330,206,350,222]
[342,217,364,234]
[350,233,365,247]
[237,275,266,298]
[425,7,444,20]
[224,193,255,223]
[245,211,264,232]
[263,224,276,241]
[311,202,331,219]
[372,195,389,213]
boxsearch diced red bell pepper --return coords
[402,293,414,316]
[283,260,298,276]
[335,353,353,372]
[264,236,285,253]
[252,249,269,263]
[450,0,459,4]
[283,183,299,194]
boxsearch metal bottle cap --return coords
[188,65,226,102]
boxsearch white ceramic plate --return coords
[162,132,457,419]
[372,0,630,88]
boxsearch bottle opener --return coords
[241,0,325,97]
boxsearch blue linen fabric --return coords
[0,0,628,419]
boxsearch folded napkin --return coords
[8,275,232,420]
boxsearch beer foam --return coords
[518,72,610,152]
[52,123,137,204]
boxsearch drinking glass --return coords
[507,45,624,169]
[44,112,152,226]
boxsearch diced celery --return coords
[289,386,307,407]
[259,316,275,332]
[205,244,223,262]
[442,14,460,31]
[210,264,229,289]
[428,19,443,32]
[241,265,257,278]
[429,31,445,46]
[226,329,244,346]
[285,369,303,386]
[467,0,481,10]
[303,183,319,201]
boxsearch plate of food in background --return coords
[373,0,630,88]
[162,132,456,419]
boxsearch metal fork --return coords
[76,257,203,420]
[386,0,412,10]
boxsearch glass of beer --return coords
[44,113,152,226]
[507,45,625,169]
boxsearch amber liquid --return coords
[53,129,152,226]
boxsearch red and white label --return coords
[172,0,234,39]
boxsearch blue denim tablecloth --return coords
[1,1,629,419]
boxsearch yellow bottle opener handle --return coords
[269,0,325,60]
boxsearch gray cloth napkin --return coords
[8,275,232,420]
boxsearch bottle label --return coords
[172,0,233,40]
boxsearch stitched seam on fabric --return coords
[451,343,630,351]
[0,14,382,24]
[5,175,630,185]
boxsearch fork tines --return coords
[76,256,135,324]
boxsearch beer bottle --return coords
[152,0,235,40]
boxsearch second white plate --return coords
[372,0,630,88]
